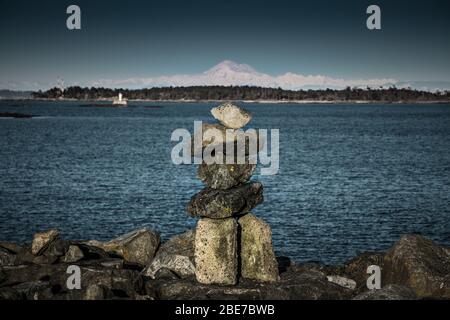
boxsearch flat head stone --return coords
[194,218,238,285]
[211,103,252,129]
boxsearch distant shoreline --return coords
[2,98,450,105]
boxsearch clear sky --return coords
[1,0,450,90]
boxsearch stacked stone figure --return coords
[187,103,279,285]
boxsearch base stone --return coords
[239,213,279,282]
[194,218,238,285]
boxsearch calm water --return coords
[1,100,450,265]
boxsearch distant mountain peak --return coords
[87,60,400,90]
[205,60,258,75]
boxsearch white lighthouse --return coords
[113,92,128,106]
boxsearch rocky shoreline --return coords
[1,229,449,300]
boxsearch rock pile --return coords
[1,228,449,300]
[187,102,279,285]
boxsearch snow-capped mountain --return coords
[90,60,397,90]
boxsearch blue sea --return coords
[1,100,449,265]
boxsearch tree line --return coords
[32,85,450,102]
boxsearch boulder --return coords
[198,162,256,190]
[383,234,450,298]
[143,229,196,279]
[238,213,279,282]
[86,228,160,266]
[31,229,60,255]
[0,247,17,266]
[11,281,53,300]
[41,239,70,259]
[194,218,238,285]
[343,252,384,293]
[84,284,107,300]
[63,245,85,263]
[211,103,252,129]
[352,284,417,300]
[0,242,22,254]
[277,268,353,300]
[0,287,22,300]
[187,182,263,219]
[154,267,352,300]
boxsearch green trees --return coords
[32,85,450,102]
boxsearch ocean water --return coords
[1,100,449,265]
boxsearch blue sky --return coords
[1,0,450,90]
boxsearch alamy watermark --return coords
[171,121,280,175]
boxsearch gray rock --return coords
[32,254,59,265]
[63,245,85,263]
[187,182,263,219]
[198,162,256,190]
[154,268,180,280]
[31,229,60,255]
[279,268,353,300]
[211,103,252,129]
[195,218,238,285]
[192,123,262,159]
[0,247,17,266]
[84,284,107,300]
[155,268,352,300]
[85,228,160,266]
[41,239,70,259]
[353,284,417,300]
[238,213,279,282]
[343,251,384,293]
[191,123,234,158]
[383,234,450,299]
[0,287,22,300]
[143,229,195,279]
[145,254,194,279]
[0,242,22,254]
[11,281,53,300]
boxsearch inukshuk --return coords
[187,103,279,285]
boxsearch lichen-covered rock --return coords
[352,284,417,300]
[211,103,252,129]
[238,213,279,282]
[31,229,60,255]
[84,284,107,300]
[86,228,160,266]
[187,182,263,219]
[194,218,238,285]
[383,234,450,298]
[63,245,85,263]
[198,162,256,190]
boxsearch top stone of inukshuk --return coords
[188,102,279,285]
